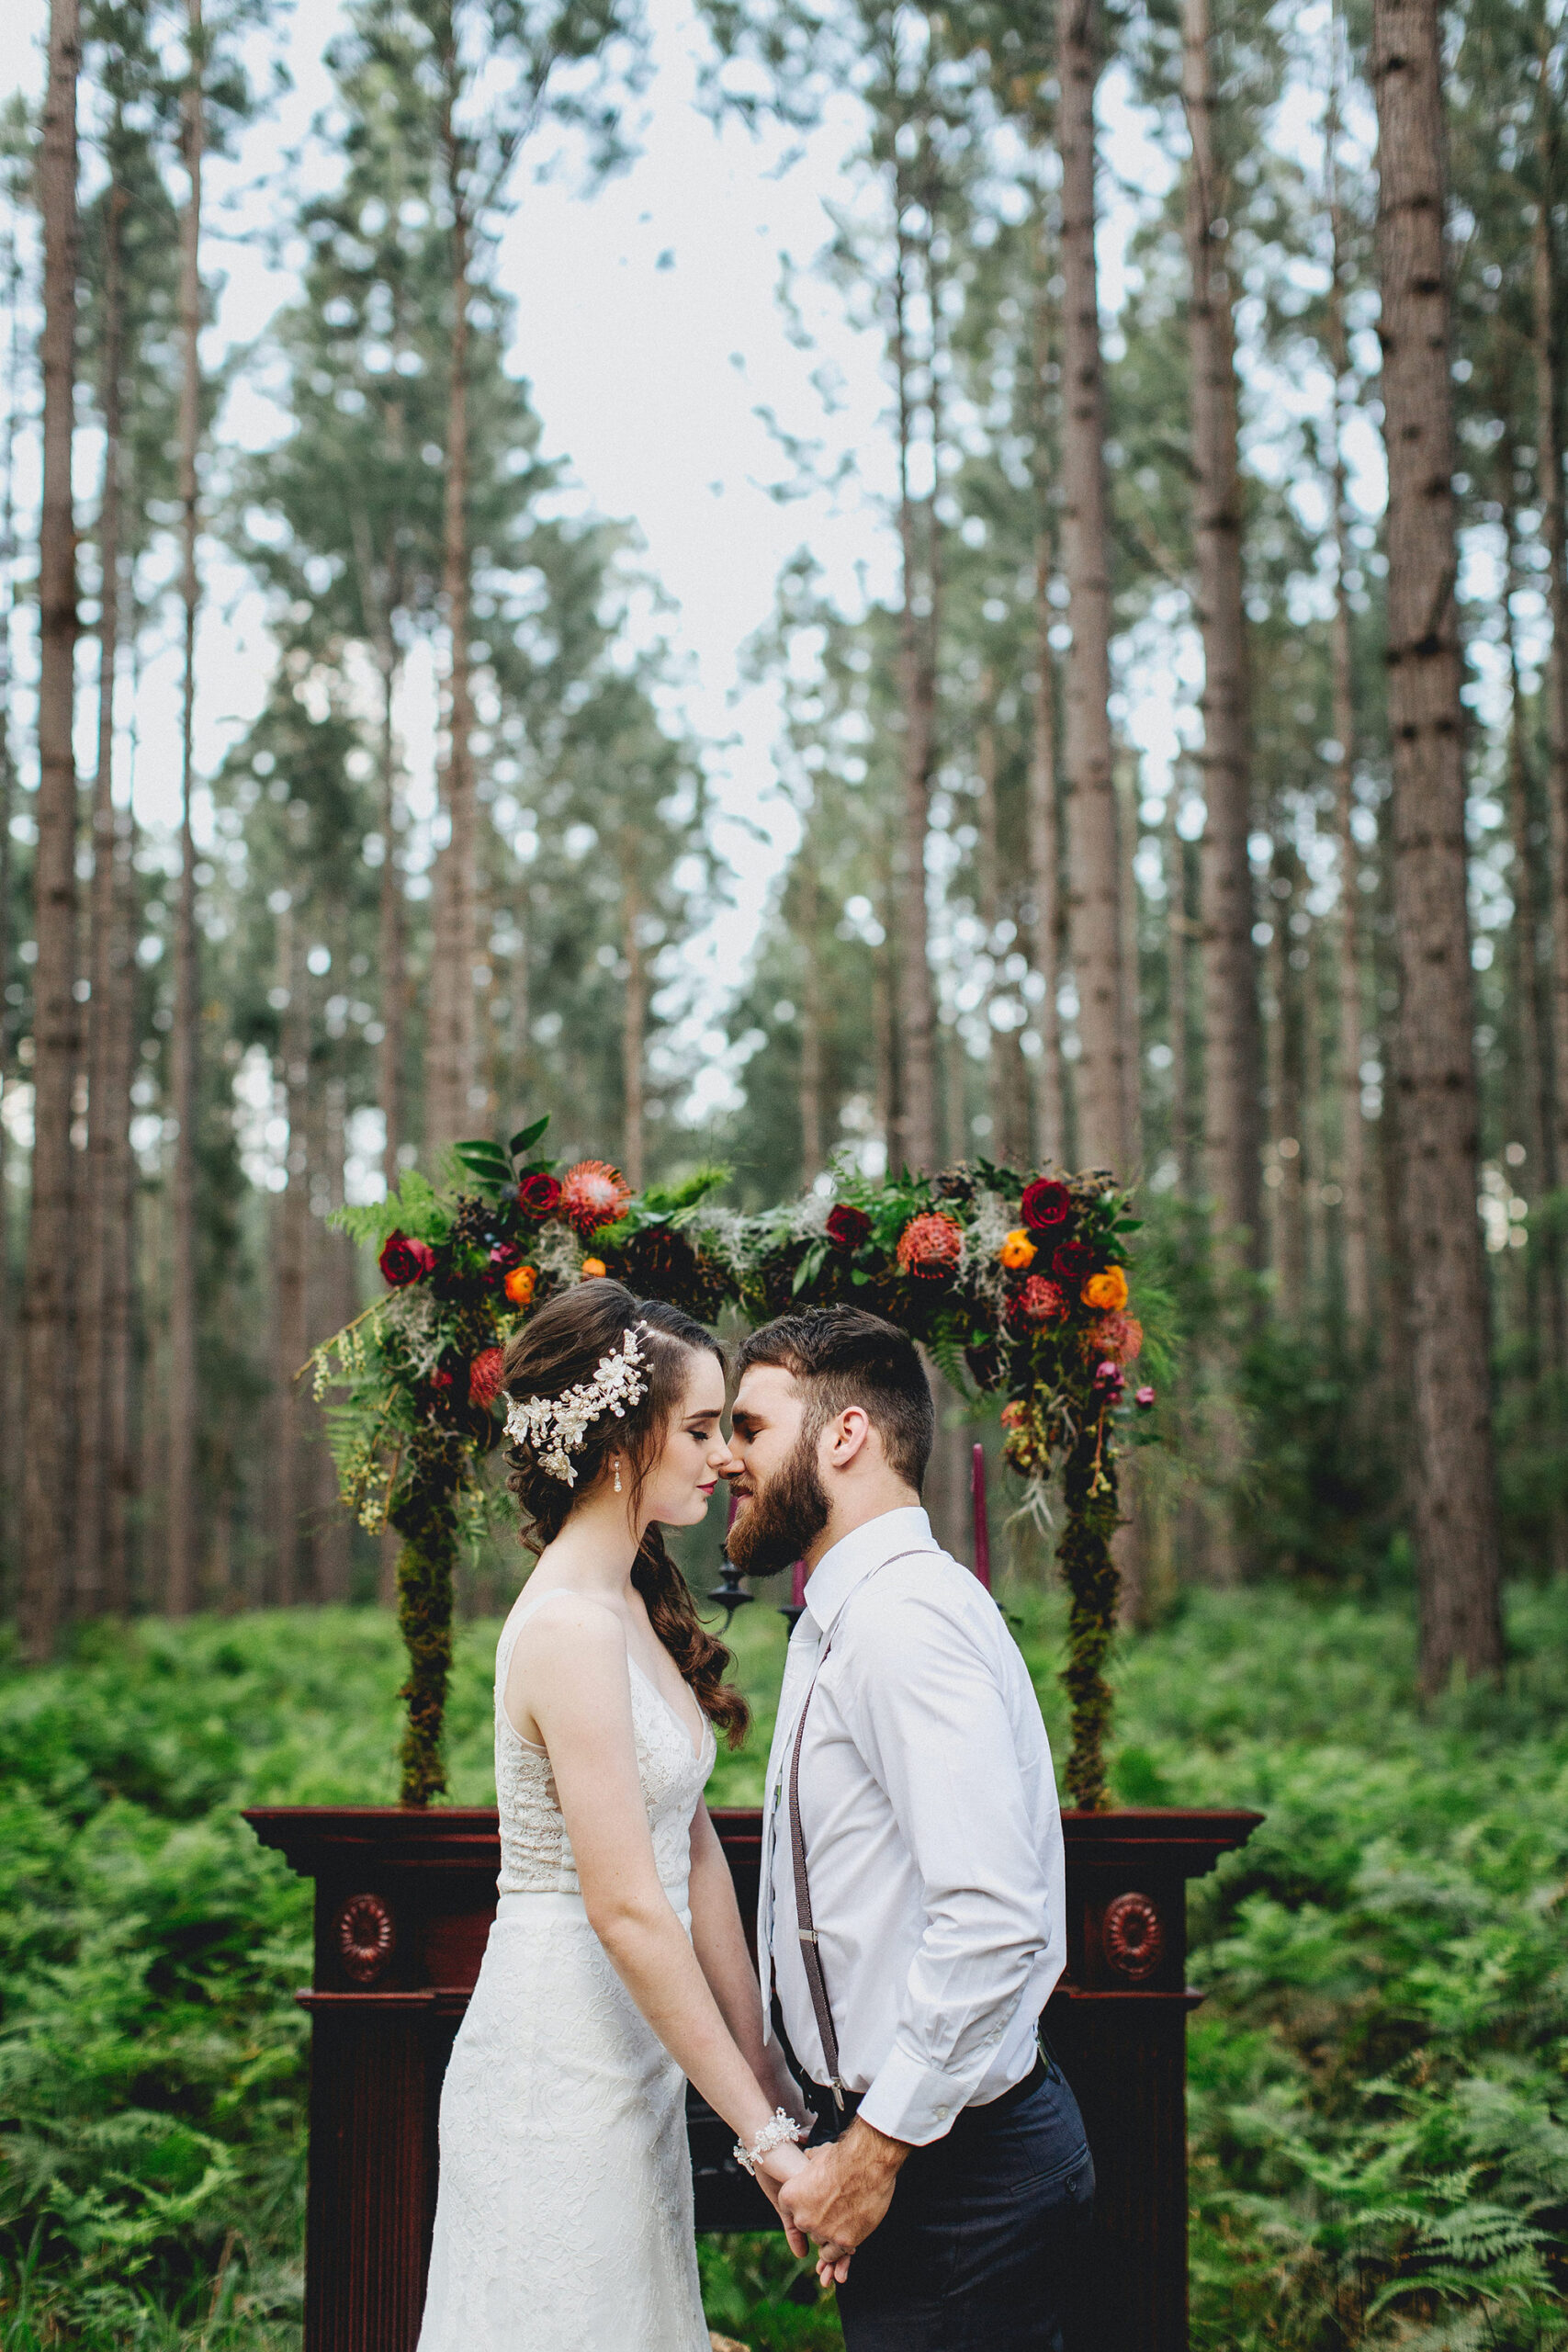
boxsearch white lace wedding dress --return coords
[416,1589,716,2352]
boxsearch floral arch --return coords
[317,1125,1160,1813]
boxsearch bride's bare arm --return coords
[514,1600,804,2180]
[687,1802,811,2129]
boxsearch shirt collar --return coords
[803,1505,936,1635]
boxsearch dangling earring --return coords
[614,1456,623,1494]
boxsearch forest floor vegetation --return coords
[0,1581,1564,2349]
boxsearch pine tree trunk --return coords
[78,174,128,1616]
[891,206,938,1172]
[275,919,308,1609]
[0,236,25,1577]
[1029,542,1065,1167]
[1166,804,1191,1189]
[166,1,204,1614]
[1371,0,1503,1686]
[1183,0,1262,1251]
[1533,82,1568,1267]
[1269,843,1304,1322]
[102,788,137,1614]
[425,71,477,1158]
[1057,0,1129,1174]
[20,0,83,1659]
[1326,98,1373,1329]
[311,1068,353,1603]
[797,852,823,1179]
[621,851,645,1190]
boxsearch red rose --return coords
[1050,1238,1095,1283]
[1006,1275,1069,1329]
[468,1348,505,1408]
[826,1204,872,1250]
[1020,1179,1072,1233]
[517,1172,562,1220]
[379,1229,435,1287]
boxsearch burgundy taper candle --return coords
[971,1442,991,1589]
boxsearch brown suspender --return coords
[784,1548,939,2109]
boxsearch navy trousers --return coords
[824,2064,1094,2352]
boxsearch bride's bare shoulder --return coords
[512,1587,626,1663]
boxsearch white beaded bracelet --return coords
[733,2109,806,2177]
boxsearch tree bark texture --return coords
[890,198,939,1172]
[1326,80,1373,1329]
[20,0,83,1659]
[166,0,204,1614]
[1057,0,1130,1175]
[275,919,308,1608]
[1371,0,1504,1685]
[80,175,129,1613]
[797,852,823,1179]
[1030,543,1066,1166]
[0,238,24,1578]
[1183,0,1263,1253]
[425,70,477,1158]
[1533,80,1568,1250]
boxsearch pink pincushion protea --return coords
[468,1349,506,1408]
[1083,1310,1143,1367]
[896,1212,964,1280]
[558,1159,633,1237]
[1006,1275,1069,1329]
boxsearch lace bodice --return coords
[494,1589,716,1902]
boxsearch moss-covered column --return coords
[391,1470,460,1806]
[1058,1407,1121,1812]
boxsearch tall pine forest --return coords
[2,0,1566,1688]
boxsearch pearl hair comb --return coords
[503,1324,650,1486]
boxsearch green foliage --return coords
[4,1586,1565,2349]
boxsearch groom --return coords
[725,1306,1094,2351]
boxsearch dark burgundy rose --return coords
[1050,1237,1096,1283]
[826,1204,872,1250]
[517,1172,562,1220]
[379,1229,435,1287]
[1020,1179,1072,1233]
[489,1238,522,1270]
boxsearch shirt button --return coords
[935,2105,948,2120]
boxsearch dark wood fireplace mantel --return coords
[245,1802,1261,2352]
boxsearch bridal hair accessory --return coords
[732,2109,807,2178]
[503,1325,650,1486]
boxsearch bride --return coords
[417,1281,829,2352]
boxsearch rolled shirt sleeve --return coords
[846,1595,1052,2145]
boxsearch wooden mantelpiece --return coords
[245,1803,1261,2352]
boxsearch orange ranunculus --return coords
[581,1257,608,1280]
[998,1228,1036,1271]
[504,1263,538,1307]
[1082,1265,1129,1312]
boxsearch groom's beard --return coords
[727,1431,830,1579]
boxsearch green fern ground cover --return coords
[1,1583,1564,2350]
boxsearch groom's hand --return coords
[777,2118,908,2259]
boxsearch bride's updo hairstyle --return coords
[502,1281,749,1746]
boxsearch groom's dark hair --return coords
[736,1307,934,1490]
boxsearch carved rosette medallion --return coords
[336,1892,396,1985]
[1102,1890,1164,1982]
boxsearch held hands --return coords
[775,2120,908,2285]
[756,2143,854,2286]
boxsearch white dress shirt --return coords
[759,1505,1066,2149]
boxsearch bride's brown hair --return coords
[502,1281,749,1747]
